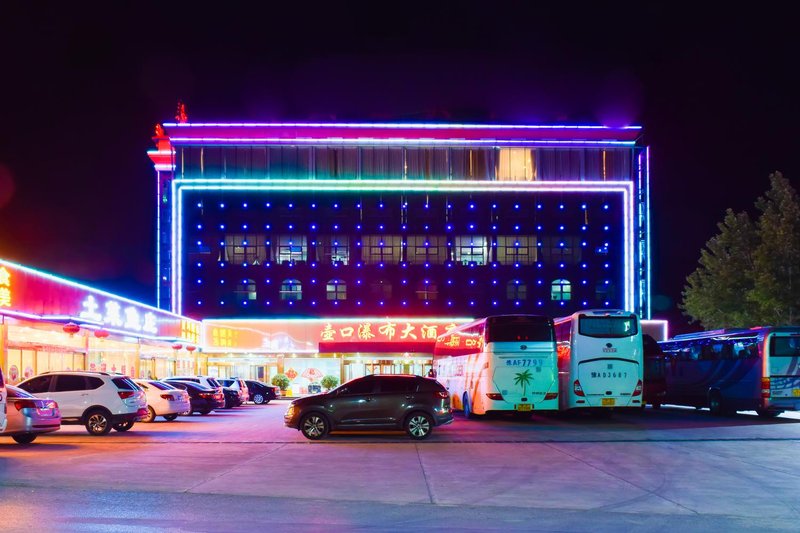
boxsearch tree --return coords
[750,173,800,325]
[320,375,339,391]
[514,369,533,396]
[271,373,290,391]
[682,172,800,328]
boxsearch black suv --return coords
[284,374,453,440]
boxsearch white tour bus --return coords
[554,309,644,411]
[433,315,559,417]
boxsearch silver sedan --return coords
[1,384,61,444]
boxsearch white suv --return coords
[0,367,7,433]
[17,371,146,435]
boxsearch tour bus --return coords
[433,315,559,417]
[659,327,800,417]
[554,310,644,411]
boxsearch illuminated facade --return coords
[148,121,651,392]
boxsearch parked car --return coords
[165,380,225,414]
[1,384,61,444]
[16,371,147,435]
[284,374,453,440]
[218,378,248,406]
[134,379,191,422]
[0,367,6,433]
[245,380,281,405]
[220,386,242,409]
[165,376,223,397]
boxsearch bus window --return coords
[771,336,800,357]
[578,315,637,338]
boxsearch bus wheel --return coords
[463,393,477,419]
[652,402,662,410]
[708,391,726,416]
[756,409,782,418]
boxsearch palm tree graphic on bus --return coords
[514,369,534,396]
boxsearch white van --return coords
[1,367,8,433]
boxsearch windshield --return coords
[771,336,800,357]
[148,381,174,390]
[579,316,638,338]
[487,316,554,342]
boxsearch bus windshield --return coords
[578,315,638,338]
[771,336,800,357]
[486,316,553,342]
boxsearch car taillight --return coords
[486,393,504,400]
[161,394,175,400]
[573,380,585,397]
[199,392,213,398]
[761,377,771,399]
[436,391,448,399]
[632,380,643,397]
[14,399,37,411]
[118,391,135,399]
[544,392,558,400]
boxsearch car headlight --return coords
[285,405,295,417]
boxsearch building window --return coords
[454,235,487,265]
[276,235,307,264]
[370,279,392,299]
[407,235,445,264]
[363,235,402,265]
[540,236,581,264]
[551,279,572,301]
[596,281,614,303]
[416,280,438,300]
[497,236,536,265]
[223,234,266,265]
[326,279,347,300]
[280,279,302,301]
[318,235,349,265]
[235,278,257,301]
[497,148,535,181]
[507,280,527,300]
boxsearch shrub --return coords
[320,375,339,391]
[271,373,290,390]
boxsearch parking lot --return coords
[2,402,800,531]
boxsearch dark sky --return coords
[1,3,798,332]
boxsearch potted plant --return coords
[321,375,339,392]
[271,373,291,396]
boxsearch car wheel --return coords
[756,409,782,418]
[141,406,156,423]
[405,412,433,440]
[12,433,37,444]
[113,421,134,432]
[163,414,179,421]
[85,409,113,435]
[300,413,329,440]
[253,393,265,405]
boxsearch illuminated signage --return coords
[0,266,11,307]
[79,294,158,334]
[320,320,457,344]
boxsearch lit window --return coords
[326,279,347,301]
[280,279,302,301]
[551,279,572,301]
[235,278,257,301]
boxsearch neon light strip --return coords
[156,170,162,310]
[641,319,669,341]
[154,164,175,171]
[172,180,635,314]
[147,150,176,156]
[204,317,475,323]
[645,146,652,319]
[167,137,635,146]
[0,258,199,323]
[164,122,642,130]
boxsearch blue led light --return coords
[493,300,498,306]
[604,263,610,268]
[219,224,225,230]
[514,204,520,209]
[379,202,384,208]
[311,203,316,208]
[288,203,293,208]
[603,204,609,210]
[446,224,453,231]
[219,280,224,284]
[265,224,271,229]
[582,280,588,285]
[469,224,475,230]
[379,224,384,230]
[402,300,408,306]
[266,300,271,306]
[469,301,475,306]
[266,202,271,207]
[492,203,497,209]
[196,262,201,267]
[469,203,476,209]
[196,279,202,284]
[196,240,202,246]
[559,204,564,210]
[536,225,543,231]
[581,203,587,209]
[537,300,543,306]
[243,202,248,208]
[447,280,453,285]
[311,224,316,230]
[311,301,317,306]
[197,300,202,305]
[537,204,542,209]
[514,225,520,231]
[220,300,225,305]
[559,225,565,231]
[196,224,202,230]
[604,225,610,231]
[219,203,225,208]
[581,263,588,268]
[197,202,202,208]
[559,263,565,268]
[492,225,497,230]
[447,301,453,306]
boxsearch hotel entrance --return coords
[343,354,433,382]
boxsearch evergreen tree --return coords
[749,172,800,325]
[681,209,758,328]
[682,172,800,328]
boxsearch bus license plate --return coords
[601,398,615,407]
[516,404,532,412]
[793,389,800,397]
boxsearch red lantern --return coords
[186,345,196,353]
[63,322,80,336]
[171,343,183,350]
[94,329,109,339]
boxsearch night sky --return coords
[1,4,797,332]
